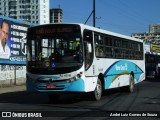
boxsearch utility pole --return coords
[93,0,96,27]
[84,0,96,27]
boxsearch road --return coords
[0,79,160,120]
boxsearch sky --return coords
[50,0,160,36]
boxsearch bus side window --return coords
[83,30,93,70]
[94,34,105,57]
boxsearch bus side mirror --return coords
[87,43,92,53]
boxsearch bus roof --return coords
[79,23,143,43]
[29,23,143,43]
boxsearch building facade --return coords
[50,8,63,23]
[131,32,160,44]
[149,24,160,34]
[0,0,49,25]
[131,24,160,53]
[131,24,160,45]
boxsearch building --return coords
[149,24,160,34]
[131,32,160,44]
[131,24,160,53]
[0,0,49,25]
[50,8,63,23]
[131,24,160,45]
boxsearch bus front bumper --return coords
[26,79,85,93]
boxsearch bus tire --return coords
[128,75,134,93]
[92,78,102,101]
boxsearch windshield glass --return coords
[27,24,83,74]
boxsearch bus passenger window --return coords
[95,46,104,57]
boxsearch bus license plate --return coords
[46,84,56,89]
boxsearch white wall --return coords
[39,0,50,24]
[0,65,26,87]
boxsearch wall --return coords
[0,65,26,87]
[39,0,50,24]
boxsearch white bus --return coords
[26,23,145,101]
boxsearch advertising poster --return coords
[0,18,30,64]
[151,44,160,53]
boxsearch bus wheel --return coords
[93,78,102,101]
[128,75,134,93]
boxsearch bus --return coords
[145,53,160,79]
[26,23,145,101]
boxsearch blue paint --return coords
[26,78,85,92]
[0,16,37,64]
[66,79,84,92]
[104,60,144,89]
[104,76,114,89]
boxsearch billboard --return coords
[151,44,160,53]
[0,16,34,64]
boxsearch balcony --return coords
[9,9,17,11]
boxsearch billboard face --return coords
[0,18,29,64]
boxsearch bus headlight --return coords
[77,71,83,79]
[67,72,83,83]
[77,74,81,78]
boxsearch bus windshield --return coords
[27,24,83,74]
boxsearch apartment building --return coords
[50,8,63,23]
[131,24,160,44]
[0,0,49,25]
[149,24,160,34]
[131,32,160,44]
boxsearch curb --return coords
[0,85,26,94]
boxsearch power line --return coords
[118,0,156,24]
[99,0,147,26]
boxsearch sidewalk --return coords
[0,85,26,94]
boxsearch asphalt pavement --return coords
[0,78,158,94]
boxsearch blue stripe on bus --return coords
[104,60,144,89]
[67,79,85,92]
[26,79,85,92]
